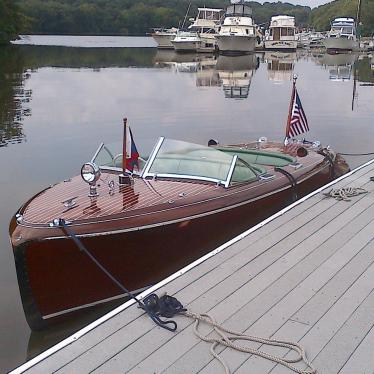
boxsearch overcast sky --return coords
[260,0,332,8]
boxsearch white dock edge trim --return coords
[10,157,374,374]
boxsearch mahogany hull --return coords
[12,168,331,330]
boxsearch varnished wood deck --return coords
[12,159,374,374]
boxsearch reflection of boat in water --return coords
[324,18,359,53]
[265,51,296,82]
[10,132,344,330]
[153,50,218,83]
[319,53,357,81]
[216,54,258,98]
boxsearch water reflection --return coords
[318,53,357,81]
[0,47,32,147]
[1,41,374,373]
[154,51,259,98]
[264,51,297,83]
[216,54,259,99]
[357,55,374,84]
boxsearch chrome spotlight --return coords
[81,162,101,197]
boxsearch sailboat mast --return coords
[181,2,192,29]
[356,0,362,40]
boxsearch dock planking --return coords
[12,159,374,374]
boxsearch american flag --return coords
[286,88,309,139]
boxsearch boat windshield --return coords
[142,138,237,186]
[226,4,252,17]
[91,142,146,174]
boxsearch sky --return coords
[259,0,332,8]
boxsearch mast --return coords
[181,2,192,29]
[356,0,362,40]
[285,75,297,141]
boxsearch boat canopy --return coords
[226,4,252,18]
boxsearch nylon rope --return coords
[323,187,368,201]
[183,311,316,374]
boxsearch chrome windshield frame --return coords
[141,137,165,178]
[141,137,238,188]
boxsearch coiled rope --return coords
[184,311,316,374]
[323,187,368,201]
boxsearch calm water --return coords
[1,36,374,372]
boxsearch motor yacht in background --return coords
[216,54,258,99]
[309,32,326,49]
[188,7,224,52]
[171,30,201,52]
[324,18,359,53]
[171,7,224,53]
[151,28,178,49]
[216,0,257,55]
[265,15,297,51]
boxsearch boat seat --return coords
[218,147,295,167]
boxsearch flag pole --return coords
[119,117,133,186]
[122,117,127,175]
[285,75,297,143]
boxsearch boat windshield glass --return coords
[226,4,252,17]
[91,142,146,174]
[143,138,235,185]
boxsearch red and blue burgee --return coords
[125,126,139,172]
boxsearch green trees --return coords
[15,0,311,36]
[0,0,23,44]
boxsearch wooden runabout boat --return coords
[9,133,348,330]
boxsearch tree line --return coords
[14,0,311,36]
[1,0,373,43]
[0,0,23,44]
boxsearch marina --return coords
[1,35,374,373]
[11,157,374,374]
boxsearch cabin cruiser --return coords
[151,28,178,49]
[216,54,258,99]
[171,30,202,52]
[265,15,297,51]
[187,7,225,52]
[324,18,359,53]
[216,1,257,54]
[10,132,344,330]
[309,32,326,49]
[171,8,224,53]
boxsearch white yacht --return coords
[324,18,359,52]
[171,7,224,53]
[265,15,297,51]
[151,28,178,49]
[215,1,257,55]
[188,7,224,52]
[171,30,201,52]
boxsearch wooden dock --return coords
[12,159,374,374]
